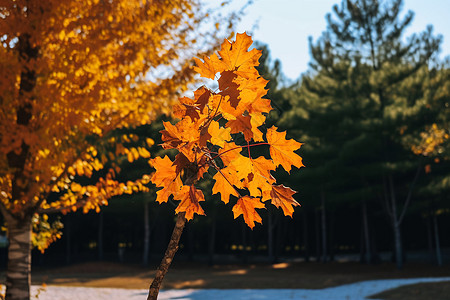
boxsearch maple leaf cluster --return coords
[150,33,304,228]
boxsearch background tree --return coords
[0,1,239,299]
[281,0,442,269]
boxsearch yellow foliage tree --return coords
[0,1,237,299]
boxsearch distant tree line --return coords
[1,0,448,270]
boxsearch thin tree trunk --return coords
[388,175,403,269]
[208,217,216,266]
[321,190,327,263]
[267,208,274,262]
[362,198,371,264]
[147,212,186,300]
[433,213,442,266]
[302,209,309,262]
[426,214,434,263]
[329,212,335,262]
[393,222,402,269]
[5,216,32,300]
[65,214,71,265]
[241,222,248,264]
[143,201,150,266]
[315,208,320,262]
[360,223,365,263]
[98,211,104,261]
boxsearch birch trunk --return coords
[5,216,32,300]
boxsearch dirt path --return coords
[30,261,450,290]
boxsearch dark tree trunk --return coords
[267,208,274,263]
[208,217,216,266]
[143,201,150,266]
[433,213,442,266]
[362,198,371,264]
[98,211,104,261]
[5,215,32,300]
[241,222,248,264]
[329,212,335,262]
[302,209,310,262]
[315,208,321,262]
[426,214,434,263]
[321,190,327,263]
[388,176,403,270]
[147,212,186,300]
[65,214,72,265]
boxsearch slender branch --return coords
[210,142,269,161]
[147,212,186,300]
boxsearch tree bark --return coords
[5,215,32,300]
[147,212,186,300]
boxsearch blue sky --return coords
[227,0,450,81]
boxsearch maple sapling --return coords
[147,32,303,300]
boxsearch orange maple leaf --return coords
[218,32,261,73]
[150,156,178,188]
[194,53,226,80]
[269,185,299,217]
[150,156,183,203]
[232,196,265,229]
[174,185,206,221]
[212,168,239,204]
[266,126,304,173]
[226,115,254,141]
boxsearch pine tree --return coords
[285,0,442,269]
